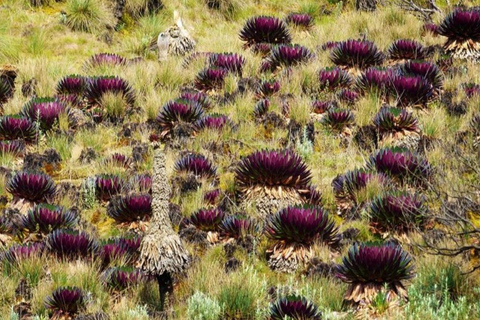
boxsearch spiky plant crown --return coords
[208,53,246,76]
[129,173,152,194]
[84,53,127,69]
[179,91,212,110]
[99,240,130,266]
[422,23,439,36]
[235,149,312,194]
[312,100,335,114]
[204,189,221,205]
[0,115,37,142]
[219,215,258,239]
[400,61,444,91]
[253,99,270,117]
[7,171,56,202]
[285,13,314,29]
[116,235,142,254]
[333,169,386,202]
[21,97,66,131]
[46,229,98,260]
[44,286,85,316]
[239,16,292,47]
[190,208,225,232]
[257,79,281,97]
[355,67,395,95]
[21,203,77,234]
[95,174,124,202]
[3,242,45,265]
[318,67,353,91]
[194,68,228,91]
[270,295,322,320]
[368,147,432,180]
[251,42,274,56]
[369,191,427,232]
[373,106,419,133]
[387,39,428,60]
[56,74,88,95]
[195,114,233,131]
[174,153,217,179]
[268,44,313,69]
[336,242,414,284]
[260,59,275,72]
[471,113,480,134]
[265,205,338,245]
[157,99,204,134]
[105,153,131,168]
[463,82,480,98]
[438,8,480,59]
[390,75,434,107]
[321,108,355,131]
[0,77,13,104]
[337,89,360,105]
[106,193,152,223]
[330,39,385,69]
[321,41,340,51]
[102,267,147,291]
[85,76,136,107]
[0,140,25,156]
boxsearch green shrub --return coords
[65,0,115,33]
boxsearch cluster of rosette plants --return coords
[1,3,480,319]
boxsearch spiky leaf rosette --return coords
[463,82,480,98]
[219,215,258,239]
[156,99,204,135]
[56,74,88,95]
[257,79,280,98]
[102,267,147,291]
[0,116,37,142]
[179,91,212,110]
[269,44,313,69]
[337,89,360,105]
[21,203,77,234]
[318,67,353,91]
[208,53,246,76]
[174,153,217,179]
[21,97,66,131]
[85,76,136,107]
[235,149,312,197]
[105,153,131,168]
[400,61,444,91]
[0,140,25,156]
[106,193,152,223]
[333,169,387,205]
[254,99,270,117]
[390,75,434,107]
[251,43,274,56]
[194,68,228,91]
[422,23,439,36]
[239,16,292,47]
[387,39,427,61]
[95,174,123,202]
[438,8,480,61]
[84,53,127,69]
[46,229,98,260]
[7,171,56,202]
[0,77,13,104]
[369,192,427,232]
[3,242,45,265]
[312,100,335,114]
[321,41,340,51]
[368,147,432,182]
[355,67,395,95]
[44,286,85,316]
[330,39,385,69]
[129,173,152,194]
[195,114,233,131]
[270,295,322,320]
[99,241,130,266]
[204,189,221,205]
[321,109,355,132]
[335,242,414,302]
[471,113,480,135]
[373,106,419,134]
[285,13,314,29]
[265,205,337,245]
[190,208,225,232]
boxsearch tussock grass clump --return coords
[65,0,116,33]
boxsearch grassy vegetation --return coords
[0,0,480,319]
